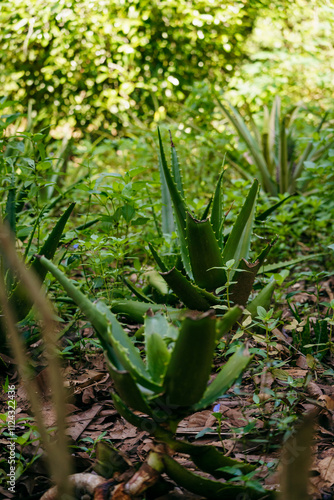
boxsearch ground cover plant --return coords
[1,3,334,499]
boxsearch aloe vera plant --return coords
[218,96,333,195]
[119,131,276,316]
[37,255,274,499]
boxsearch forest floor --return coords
[0,278,334,500]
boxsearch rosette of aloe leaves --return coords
[37,254,275,499]
[111,130,280,323]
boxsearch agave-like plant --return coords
[218,96,333,195]
[37,255,275,499]
[114,131,278,320]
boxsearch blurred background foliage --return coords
[1,0,259,133]
[2,0,333,137]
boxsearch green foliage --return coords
[145,135,276,311]
[0,0,260,131]
[218,96,333,195]
[37,254,276,498]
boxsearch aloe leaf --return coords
[160,267,218,311]
[146,270,169,295]
[259,253,323,274]
[107,363,153,414]
[201,197,212,220]
[124,277,154,303]
[146,332,170,384]
[169,130,184,197]
[162,454,271,500]
[31,202,75,282]
[221,180,258,275]
[38,256,159,390]
[194,345,251,410]
[229,259,262,307]
[157,129,192,277]
[211,170,224,249]
[279,116,289,193]
[186,212,225,291]
[246,280,276,316]
[158,141,175,236]
[255,194,297,222]
[215,305,243,341]
[37,255,123,367]
[95,301,161,391]
[164,311,216,406]
[4,172,16,237]
[110,298,181,323]
[229,239,274,306]
[218,99,276,195]
[148,243,168,273]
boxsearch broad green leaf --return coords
[194,345,251,410]
[186,212,225,291]
[164,311,216,406]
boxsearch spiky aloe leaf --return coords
[161,454,272,500]
[229,259,262,307]
[201,197,212,220]
[37,256,160,391]
[160,267,218,311]
[31,202,76,282]
[157,129,192,277]
[229,238,275,306]
[158,141,175,236]
[110,299,181,324]
[217,99,277,195]
[259,253,323,274]
[144,312,171,384]
[221,180,258,277]
[148,243,168,273]
[146,270,169,296]
[164,311,216,406]
[186,212,225,291]
[4,172,16,237]
[194,345,251,410]
[96,301,160,391]
[215,305,243,341]
[107,363,153,414]
[124,277,154,303]
[169,130,184,198]
[279,116,289,193]
[211,170,224,250]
